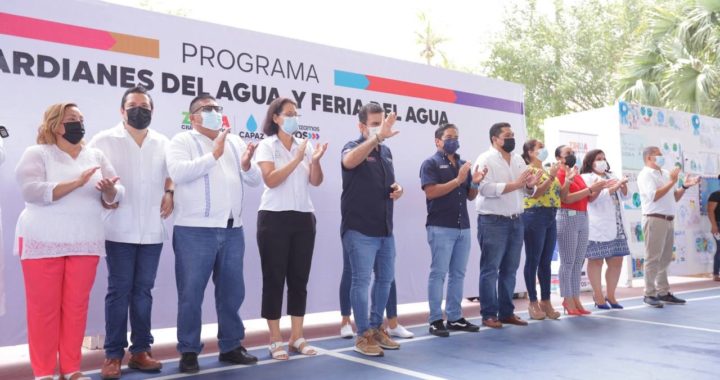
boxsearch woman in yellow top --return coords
[521,139,562,320]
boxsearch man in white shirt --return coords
[166,94,261,373]
[637,146,699,307]
[474,122,540,328]
[0,132,5,317]
[88,86,171,379]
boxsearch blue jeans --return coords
[103,241,162,359]
[714,236,720,276]
[173,226,246,354]
[426,226,471,323]
[477,214,524,320]
[340,238,397,318]
[521,208,557,301]
[343,229,395,335]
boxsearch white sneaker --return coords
[340,323,355,339]
[387,324,414,339]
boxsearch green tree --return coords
[483,0,647,139]
[415,11,448,66]
[617,0,720,116]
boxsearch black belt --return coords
[227,218,234,228]
[484,214,521,220]
[645,214,674,221]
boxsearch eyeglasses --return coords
[191,105,223,114]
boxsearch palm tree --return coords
[617,0,720,116]
[416,12,448,66]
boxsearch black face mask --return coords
[126,107,152,130]
[501,137,515,153]
[62,121,85,145]
[565,154,577,168]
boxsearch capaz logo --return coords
[239,115,265,140]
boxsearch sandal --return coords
[269,342,288,360]
[289,337,317,356]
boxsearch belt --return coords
[645,213,674,221]
[494,214,521,220]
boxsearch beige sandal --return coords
[269,341,289,360]
[289,338,317,356]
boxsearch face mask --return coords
[593,160,609,172]
[125,107,152,130]
[201,110,223,130]
[654,155,665,167]
[565,154,577,168]
[443,139,459,155]
[281,116,299,135]
[501,137,515,153]
[62,121,85,145]
[368,126,381,143]
[536,148,549,161]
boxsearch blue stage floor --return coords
[86,287,720,380]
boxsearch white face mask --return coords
[368,126,381,143]
[593,160,608,172]
[201,110,223,130]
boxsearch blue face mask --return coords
[537,148,549,161]
[654,155,665,167]
[443,138,459,155]
[201,111,223,130]
[281,116,299,135]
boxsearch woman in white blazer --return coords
[580,149,630,310]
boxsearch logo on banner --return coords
[239,115,265,140]
[180,112,192,130]
[294,125,321,140]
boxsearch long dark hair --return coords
[262,97,297,136]
[521,139,540,164]
[580,149,611,174]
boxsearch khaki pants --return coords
[642,217,674,297]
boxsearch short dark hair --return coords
[580,149,611,174]
[262,97,297,136]
[358,102,384,124]
[555,145,567,159]
[121,85,153,110]
[189,94,216,114]
[434,123,457,139]
[521,139,540,164]
[489,122,511,144]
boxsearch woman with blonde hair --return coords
[15,103,124,380]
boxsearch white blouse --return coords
[14,144,125,260]
[255,135,315,212]
[582,172,627,242]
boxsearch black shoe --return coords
[219,345,258,365]
[428,319,450,338]
[643,296,664,308]
[428,319,449,337]
[179,352,199,374]
[658,293,686,305]
[447,317,480,332]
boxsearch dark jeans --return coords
[173,225,246,354]
[477,214,524,320]
[521,208,557,301]
[339,237,397,318]
[257,210,316,320]
[103,241,162,359]
[715,236,720,275]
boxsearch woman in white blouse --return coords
[14,103,124,380]
[255,97,327,360]
[580,149,630,310]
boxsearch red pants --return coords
[22,255,99,377]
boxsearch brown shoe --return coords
[499,314,529,326]
[539,300,561,320]
[373,328,400,350]
[528,301,546,320]
[101,358,122,380]
[128,351,162,372]
[482,317,502,329]
[354,329,384,357]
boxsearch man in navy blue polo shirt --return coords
[341,102,403,357]
[420,123,486,337]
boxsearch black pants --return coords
[257,210,316,319]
